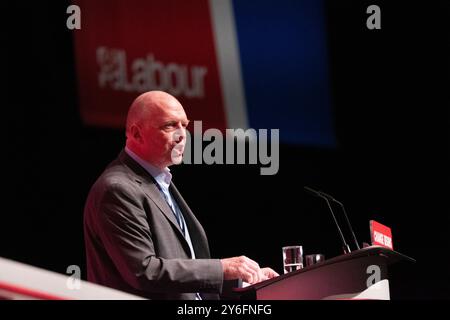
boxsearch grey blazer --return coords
[84,150,223,299]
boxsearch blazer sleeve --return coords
[93,181,224,294]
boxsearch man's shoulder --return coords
[90,158,140,194]
[84,158,147,228]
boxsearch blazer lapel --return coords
[142,180,186,235]
[118,151,187,242]
[170,182,211,259]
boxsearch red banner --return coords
[73,0,227,131]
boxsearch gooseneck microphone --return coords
[317,190,361,250]
[304,186,351,254]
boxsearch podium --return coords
[230,246,415,300]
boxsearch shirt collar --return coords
[125,147,172,191]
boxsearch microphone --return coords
[304,186,351,254]
[316,190,361,250]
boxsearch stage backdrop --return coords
[73,0,335,147]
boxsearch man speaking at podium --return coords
[83,91,278,299]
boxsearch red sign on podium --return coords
[370,220,393,250]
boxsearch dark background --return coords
[6,0,449,299]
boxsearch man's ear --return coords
[129,124,143,144]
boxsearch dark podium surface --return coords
[228,246,415,300]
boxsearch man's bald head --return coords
[126,91,183,134]
[125,91,189,169]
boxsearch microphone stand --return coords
[304,186,351,254]
[319,191,361,251]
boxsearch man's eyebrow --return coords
[163,120,177,125]
[161,119,189,126]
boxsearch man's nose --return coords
[174,126,186,143]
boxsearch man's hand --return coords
[220,256,280,284]
[261,267,279,279]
